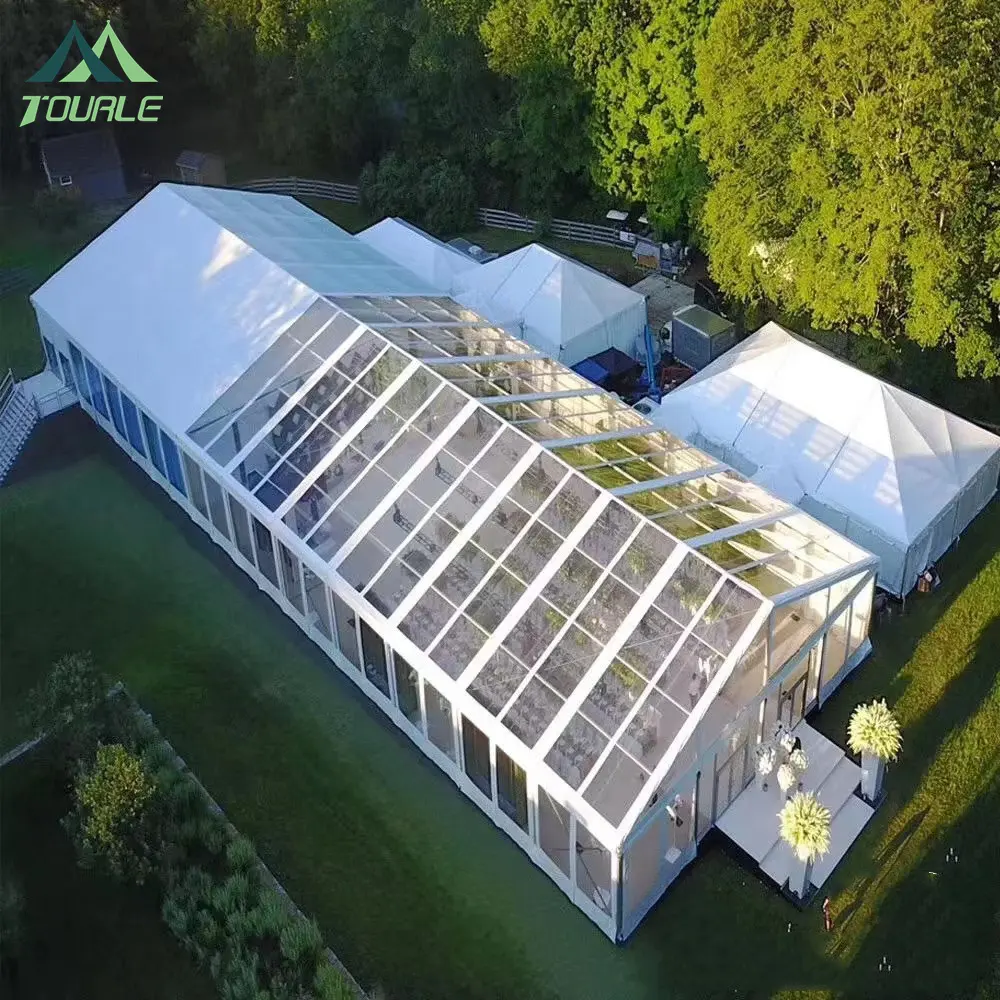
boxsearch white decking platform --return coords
[716,720,874,892]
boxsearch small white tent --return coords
[453,244,647,367]
[356,217,477,290]
[651,322,1000,595]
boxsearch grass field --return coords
[1,411,998,1000]
[0,747,214,999]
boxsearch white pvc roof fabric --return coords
[453,244,646,362]
[357,217,477,290]
[31,184,437,436]
[653,322,1000,546]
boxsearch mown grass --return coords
[2,411,998,1000]
[0,748,215,999]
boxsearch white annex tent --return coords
[357,217,478,290]
[652,322,1000,594]
[453,244,647,367]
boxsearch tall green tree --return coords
[698,0,1000,375]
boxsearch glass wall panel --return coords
[497,748,528,832]
[303,567,332,639]
[393,653,421,727]
[695,762,714,841]
[821,605,851,691]
[425,682,457,760]
[252,516,280,588]
[101,376,127,440]
[69,344,91,405]
[141,412,166,476]
[119,393,146,456]
[462,717,492,799]
[848,577,873,657]
[360,618,391,697]
[58,352,76,393]
[203,473,232,540]
[576,821,612,914]
[182,454,209,519]
[623,811,665,920]
[159,433,187,495]
[278,542,305,613]
[538,787,571,875]
[227,494,256,565]
[83,359,109,418]
[41,335,58,370]
[331,592,361,668]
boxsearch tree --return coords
[697,0,1000,376]
[419,159,477,235]
[65,743,160,884]
[20,653,115,766]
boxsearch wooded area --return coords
[2,0,998,377]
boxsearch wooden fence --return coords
[238,177,626,247]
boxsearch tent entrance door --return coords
[713,739,748,820]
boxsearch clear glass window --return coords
[227,493,256,564]
[497,748,528,832]
[360,618,391,698]
[203,473,231,540]
[182,453,209,519]
[462,716,492,799]
[331,592,360,668]
[425,682,456,760]
[393,653,421,727]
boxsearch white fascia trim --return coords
[223,320,370,473]
[423,352,549,366]
[327,396,482,566]
[424,466,575,659]
[538,426,656,450]
[574,573,728,800]
[454,492,612,693]
[615,596,774,839]
[686,506,800,548]
[479,388,605,406]
[531,536,688,764]
[610,466,728,499]
[388,444,544,627]
[770,557,879,607]
[274,358,422,519]
[200,300,349,453]
[358,420,508,598]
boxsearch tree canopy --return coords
[697,0,1000,375]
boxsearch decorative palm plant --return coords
[778,792,831,898]
[847,699,901,802]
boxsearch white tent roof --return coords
[654,322,1000,547]
[453,244,645,359]
[357,217,478,290]
[31,184,438,437]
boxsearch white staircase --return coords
[717,720,874,893]
[0,371,39,484]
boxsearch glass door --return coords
[779,665,809,728]
[713,739,748,820]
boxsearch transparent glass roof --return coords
[185,291,874,835]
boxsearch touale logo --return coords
[20,21,163,127]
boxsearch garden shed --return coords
[32,183,879,941]
[176,150,227,186]
[453,244,648,368]
[40,129,125,204]
[651,322,1000,595]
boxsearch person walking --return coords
[822,896,833,932]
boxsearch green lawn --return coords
[2,412,998,1000]
[0,200,105,379]
[0,747,215,999]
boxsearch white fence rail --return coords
[238,177,626,247]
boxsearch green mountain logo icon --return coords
[27,21,156,84]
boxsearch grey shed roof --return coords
[176,150,211,169]
[673,304,735,337]
[41,130,121,177]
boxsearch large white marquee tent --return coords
[32,185,878,940]
[357,217,477,290]
[453,243,647,367]
[651,322,1000,595]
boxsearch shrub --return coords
[64,743,161,883]
[778,792,831,863]
[360,152,423,221]
[418,159,477,237]
[33,186,83,231]
[226,836,257,873]
[278,917,323,968]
